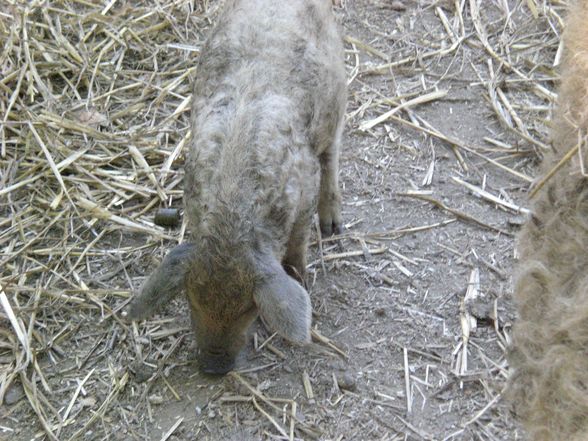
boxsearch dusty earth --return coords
[0,0,561,440]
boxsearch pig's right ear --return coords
[123,242,196,321]
[254,266,312,344]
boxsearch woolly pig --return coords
[508,1,588,439]
[125,0,346,374]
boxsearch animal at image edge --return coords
[508,1,588,440]
[124,0,346,374]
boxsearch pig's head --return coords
[125,243,311,374]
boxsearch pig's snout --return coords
[199,347,236,375]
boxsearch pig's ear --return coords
[124,243,197,321]
[254,266,312,344]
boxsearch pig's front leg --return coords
[318,141,342,236]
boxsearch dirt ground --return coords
[0,0,562,440]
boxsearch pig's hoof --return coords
[320,219,343,236]
[283,264,308,289]
[283,264,305,285]
[318,194,342,236]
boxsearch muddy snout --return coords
[198,347,236,375]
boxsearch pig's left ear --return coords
[124,242,197,321]
[254,263,311,344]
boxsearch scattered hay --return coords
[0,1,213,439]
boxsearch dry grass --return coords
[1,1,211,439]
[0,0,568,440]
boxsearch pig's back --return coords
[193,0,345,149]
[185,0,345,253]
